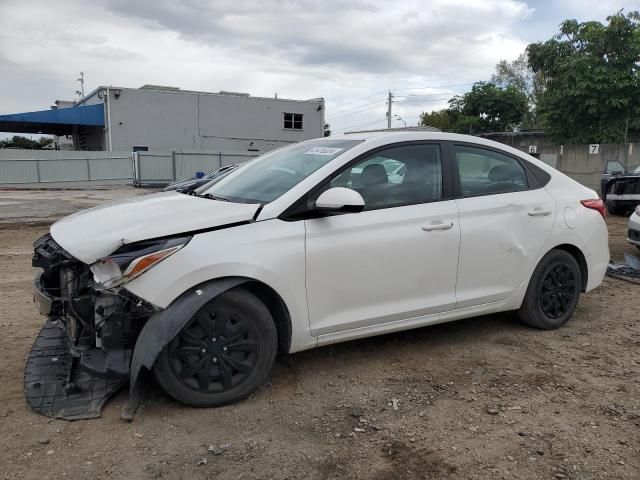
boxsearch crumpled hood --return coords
[50,191,259,264]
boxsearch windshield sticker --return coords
[303,147,344,156]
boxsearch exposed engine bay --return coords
[27,234,155,419]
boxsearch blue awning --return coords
[0,103,104,135]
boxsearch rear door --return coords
[451,143,556,308]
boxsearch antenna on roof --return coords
[76,72,85,100]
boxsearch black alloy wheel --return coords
[168,307,259,393]
[538,263,577,319]
[153,288,277,407]
[518,249,581,330]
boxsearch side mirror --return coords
[315,187,365,213]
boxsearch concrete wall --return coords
[97,88,324,154]
[483,133,640,192]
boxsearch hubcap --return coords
[168,307,259,393]
[539,263,577,319]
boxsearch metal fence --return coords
[0,149,258,186]
[2,143,638,191]
[0,150,133,185]
[133,151,258,186]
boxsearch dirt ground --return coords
[0,215,638,480]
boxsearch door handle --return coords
[527,209,552,217]
[421,222,454,232]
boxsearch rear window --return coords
[454,145,528,197]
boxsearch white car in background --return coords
[628,206,640,249]
[29,131,609,419]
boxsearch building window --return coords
[284,113,303,130]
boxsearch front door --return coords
[304,143,460,336]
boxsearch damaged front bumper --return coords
[24,318,125,420]
[26,234,154,420]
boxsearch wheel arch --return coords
[126,275,292,418]
[547,243,588,291]
[237,280,292,355]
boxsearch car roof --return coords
[328,130,523,152]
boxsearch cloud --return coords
[0,0,600,136]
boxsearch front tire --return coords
[153,288,277,407]
[518,250,581,330]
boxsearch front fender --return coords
[124,277,247,419]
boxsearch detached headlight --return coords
[91,236,191,288]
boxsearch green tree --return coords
[527,10,640,143]
[492,53,545,127]
[458,82,528,132]
[419,82,528,133]
[0,135,54,149]
[418,109,452,131]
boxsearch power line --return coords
[328,83,476,132]
[327,98,387,117]
[333,118,387,132]
[395,93,458,100]
[396,97,451,103]
[329,89,389,112]
[393,82,476,91]
[330,83,474,113]
[326,100,387,120]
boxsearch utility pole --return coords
[386,90,393,129]
[77,72,85,100]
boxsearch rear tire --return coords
[153,288,277,407]
[518,249,581,330]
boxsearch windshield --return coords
[204,164,238,179]
[200,139,362,203]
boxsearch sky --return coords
[0,0,637,138]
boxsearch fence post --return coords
[171,150,177,181]
[86,158,92,181]
[132,152,140,186]
[219,151,222,168]
[35,160,42,183]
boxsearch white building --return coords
[0,85,326,155]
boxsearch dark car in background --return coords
[601,161,640,215]
[163,164,240,193]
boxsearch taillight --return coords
[580,199,606,219]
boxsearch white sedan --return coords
[629,206,640,249]
[30,131,609,418]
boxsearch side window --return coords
[329,144,442,210]
[605,161,625,174]
[454,145,528,197]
